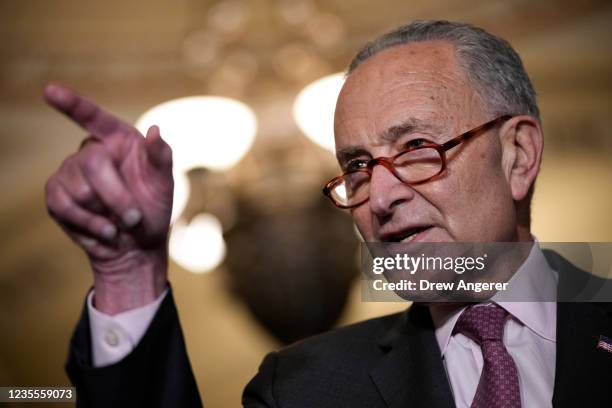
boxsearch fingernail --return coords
[101,224,117,240]
[123,208,142,228]
[80,237,97,247]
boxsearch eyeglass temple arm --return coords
[440,115,512,152]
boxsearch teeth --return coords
[400,229,420,243]
[395,226,433,243]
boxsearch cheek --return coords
[351,206,374,240]
[424,148,514,240]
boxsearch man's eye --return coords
[346,160,367,171]
[404,138,430,149]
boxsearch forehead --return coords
[334,40,482,151]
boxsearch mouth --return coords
[381,226,433,243]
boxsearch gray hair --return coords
[348,20,540,120]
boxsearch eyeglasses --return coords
[323,115,512,209]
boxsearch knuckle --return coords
[80,139,105,155]
[78,136,97,151]
[71,182,95,204]
[80,149,108,173]
[61,152,79,167]
[46,189,66,216]
[57,155,78,180]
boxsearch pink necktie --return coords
[454,305,521,408]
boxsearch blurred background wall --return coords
[0,0,611,406]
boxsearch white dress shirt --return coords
[88,288,167,367]
[430,242,558,408]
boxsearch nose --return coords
[368,163,415,219]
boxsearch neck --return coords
[516,224,533,242]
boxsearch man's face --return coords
[334,40,518,243]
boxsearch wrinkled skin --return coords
[44,84,173,314]
[334,41,542,245]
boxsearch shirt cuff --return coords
[87,288,168,367]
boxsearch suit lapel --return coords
[370,304,455,408]
[553,302,612,407]
[544,250,612,407]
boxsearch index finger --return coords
[43,83,136,140]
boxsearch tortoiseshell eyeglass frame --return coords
[323,115,513,209]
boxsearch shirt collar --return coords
[430,239,558,356]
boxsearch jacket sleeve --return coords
[65,287,203,407]
[242,352,280,408]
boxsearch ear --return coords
[499,116,544,201]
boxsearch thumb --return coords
[145,126,173,171]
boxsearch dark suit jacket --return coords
[66,251,612,407]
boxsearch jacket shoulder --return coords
[243,311,407,407]
[278,311,404,360]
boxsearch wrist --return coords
[91,249,168,315]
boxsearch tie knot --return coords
[454,305,508,343]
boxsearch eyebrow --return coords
[336,146,371,168]
[381,117,427,143]
[336,117,436,167]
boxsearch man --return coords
[44,20,611,407]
